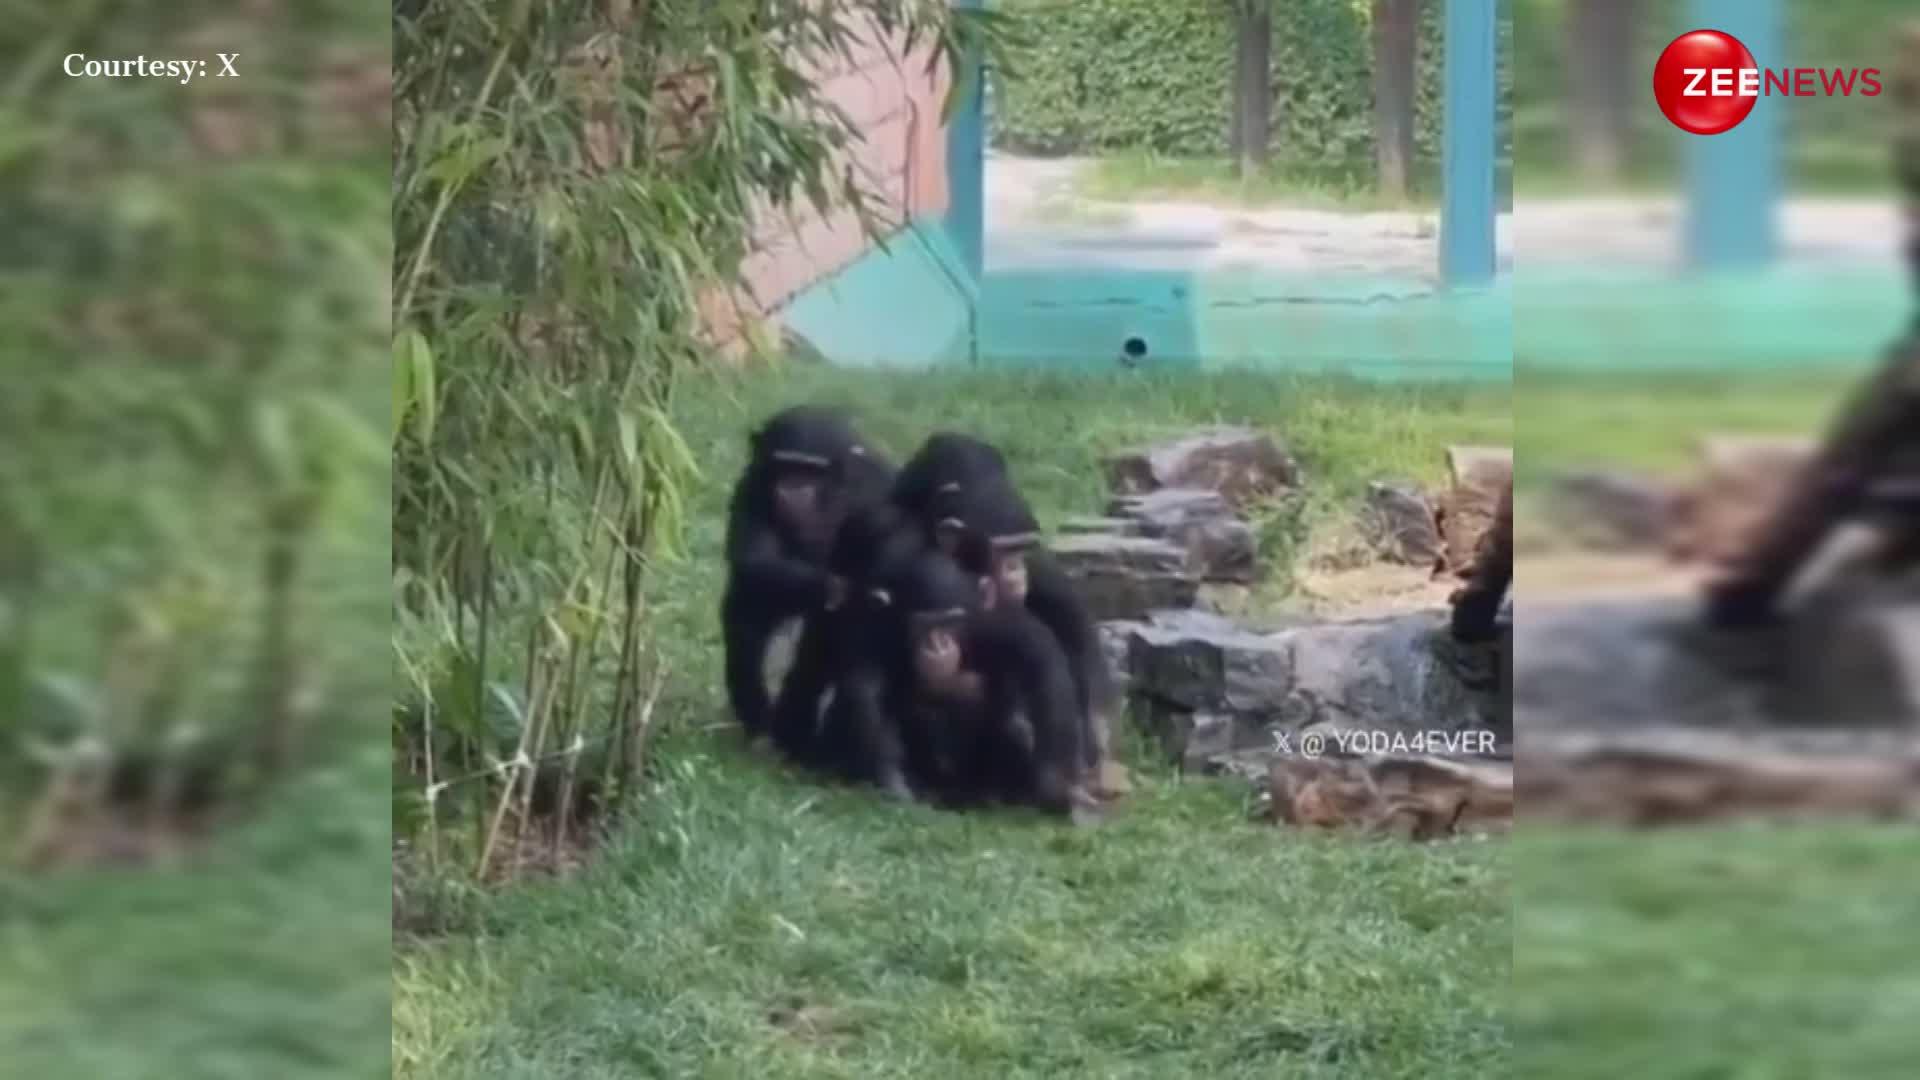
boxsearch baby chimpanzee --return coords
[886,552,1102,825]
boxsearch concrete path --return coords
[984,152,1505,281]
[984,152,1901,277]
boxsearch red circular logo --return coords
[1653,30,1759,135]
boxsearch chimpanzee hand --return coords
[915,629,985,705]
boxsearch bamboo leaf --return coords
[405,329,438,444]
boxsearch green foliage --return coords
[0,4,389,813]
[991,0,1513,193]
[390,0,1001,872]
[1512,0,1905,192]
[0,3,391,1076]
[393,364,1513,1079]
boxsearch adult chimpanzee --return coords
[765,500,927,798]
[892,434,1121,785]
[892,432,1013,522]
[721,406,894,740]
[886,551,1100,824]
[1450,481,1512,642]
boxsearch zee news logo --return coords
[1654,29,1883,136]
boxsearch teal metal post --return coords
[1686,0,1781,269]
[1441,0,1498,287]
[946,0,986,282]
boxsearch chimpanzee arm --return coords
[828,666,914,800]
[725,491,830,612]
[1024,553,1118,761]
[769,615,838,765]
[975,613,1086,813]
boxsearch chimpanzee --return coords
[766,500,927,798]
[885,551,1099,824]
[721,406,894,739]
[892,434,1121,779]
[892,432,1013,522]
[1450,481,1512,642]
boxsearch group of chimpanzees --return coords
[720,406,1124,824]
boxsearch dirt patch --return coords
[1521,732,1920,826]
[1520,552,1706,601]
[1290,564,1458,619]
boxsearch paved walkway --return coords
[984,153,1900,278]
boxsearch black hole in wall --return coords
[1121,336,1148,359]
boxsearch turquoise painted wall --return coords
[1516,265,1905,372]
[780,218,977,369]
[976,269,1511,380]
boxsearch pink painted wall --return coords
[702,32,952,349]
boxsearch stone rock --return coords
[1548,470,1676,551]
[1124,608,1510,773]
[1668,435,1817,566]
[1519,733,1920,825]
[1127,610,1293,714]
[1514,597,1775,731]
[1050,534,1198,621]
[1516,587,1919,732]
[1059,515,1138,537]
[1096,619,1144,689]
[1104,427,1300,508]
[1106,487,1260,584]
[1439,446,1512,575]
[1775,581,1920,726]
[1359,481,1443,566]
[1279,613,1509,740]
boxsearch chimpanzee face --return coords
[770,460,836,542]
[990,547,1029,606]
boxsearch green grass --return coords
[392,365,1513,1078]
[1513,823,1920,1079]
[0,382,392,1080]
[0,749,393,1080]
[1514,366,1858,484]
[1075,153,1441,212]
[1513,122,1901,201]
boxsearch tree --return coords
[1372,0,1422,199]
[1566,0,1640,183]
[1228,0,1274,177]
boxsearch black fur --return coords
[885,553,1088,817]
[720,406,894,738]
[892,434,1119,770]
[768,501,925,796]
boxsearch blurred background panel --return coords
[0,3,392,1078]
[1513,2,1918,1078]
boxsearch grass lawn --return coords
[391,365,1514,1078]
[0,376,392,1080]
[1074,153,1441,213]
[0,752,394,1080]
[1514,366,1860,484]
[1513,823,1920,1080]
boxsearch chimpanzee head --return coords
[749,406,873,548]
[891,552,983,689]
[928,479,1040,610]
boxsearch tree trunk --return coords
[1567,0,1639,183]
[1231,3,1272,177]
[1372,0,1420,199]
